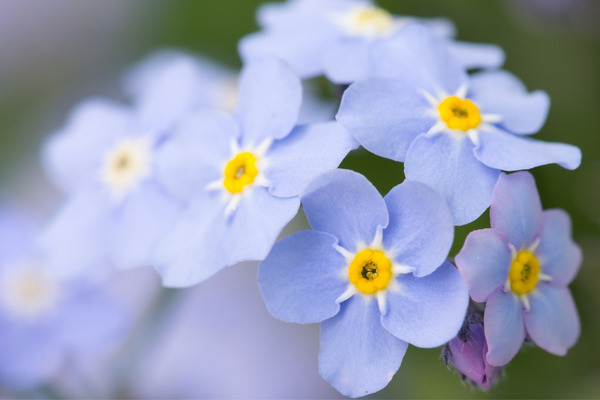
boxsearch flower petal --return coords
[405,134,500,226]
[455,228,512,302]
[258,230,347,324]
[235,58,302,146]
[42,98,132,193]
[490,171,542,250]
[301,169,388,252]
[475,128,582,171]
[155,111,236,203]
[382,261,469,348]
[536,209,582,286]
[382,180,454,277]
[484,289,525,366]
[469,70,549,134]
[319,296,408,398]
[447,41,505,70]
[265,121,358,198]
[322,39,369,84]
[336,77,434,162]
[524,284,580,356]
[371,24,467,95]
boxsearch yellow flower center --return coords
[508,250,540,295]
[438,96,481,131]
[345,6,395,37]
[348,249,393,295]
[102,138,150,197]
[223,152,258,193]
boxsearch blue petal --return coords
[382,180,454,277]
[336,78,434,162]
[154,193,228,287]
[0,210,35,266]
[155,111,237,203]
[235,58,302,146]
[490,172,542,250]
[524,284,580,356]
[536,209,582,286]
[265,121,358,198]
[319,296,408,398]
[455,228,512,302]
[382,261,469,348]
[446,41,505,70]
[258,230,347,324]
[484,289,525,366]
[371,24,467,96]
[108,182,182,270]
[224,186,300,265]
[469,70,549,134]
[43,98,132,193]
[405,134,501,226]
[301,170,388,252]
[322,39,369,84]
[475,128,582,171]
[39,186,111,278]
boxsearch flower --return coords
[443,307,502,390]
[336,24,581,225]
[455,171,582,366]
[39,54,213,276]
[0,209,128,390]
[153,58,357,287]
[257,169,468,397]
[239,0,504,83]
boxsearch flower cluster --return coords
[4,0,584,397]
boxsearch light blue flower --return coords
[39,54,215,276]
[0,209,128,390]
[258,169,468,397]
[337,24,581,225]
[239,0,504,84]
[153,58,357,287]
[455,171,581,366]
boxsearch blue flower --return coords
[0,209,128,390]
[239,0,504,83]
[455,171,581,366]
[39,55,215,275]
[337,24,581,225]
[153,58,357,287]
[258,169,469,397]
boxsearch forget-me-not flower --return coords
[337,24,581,225]
[455,171,581,366]
[240,0,504,84]
[153,58,357,287]
[0,209,128,390]
[258,169,469,397]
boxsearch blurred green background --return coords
[1,0,599,398]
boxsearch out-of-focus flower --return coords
[258,169,468,397]
[337,24,581,225]
[153,58,357,287]
[0,209,128,390]
[239,0,504,84]
[443,307,502,390]
[455,171,581,366]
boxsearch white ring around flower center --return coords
[101,138,151,200]
[0,263,58,319]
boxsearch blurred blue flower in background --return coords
[456,171,581,366]
[258,169,468,397]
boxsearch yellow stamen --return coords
[348,249,393,295]
[438,96,481,131]
[508,250,540,295]
[223,152,258,193]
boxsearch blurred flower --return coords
[258,169,468,397]
[153,58,357,287]
[239,0,504,83]
[337,24,581,225]
[443,307,502,390]
[455,171,581,366]
[0,209,128,391]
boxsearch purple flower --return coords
[443,308,502,390]
[258,170,468,397]
[455,171,581,366]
